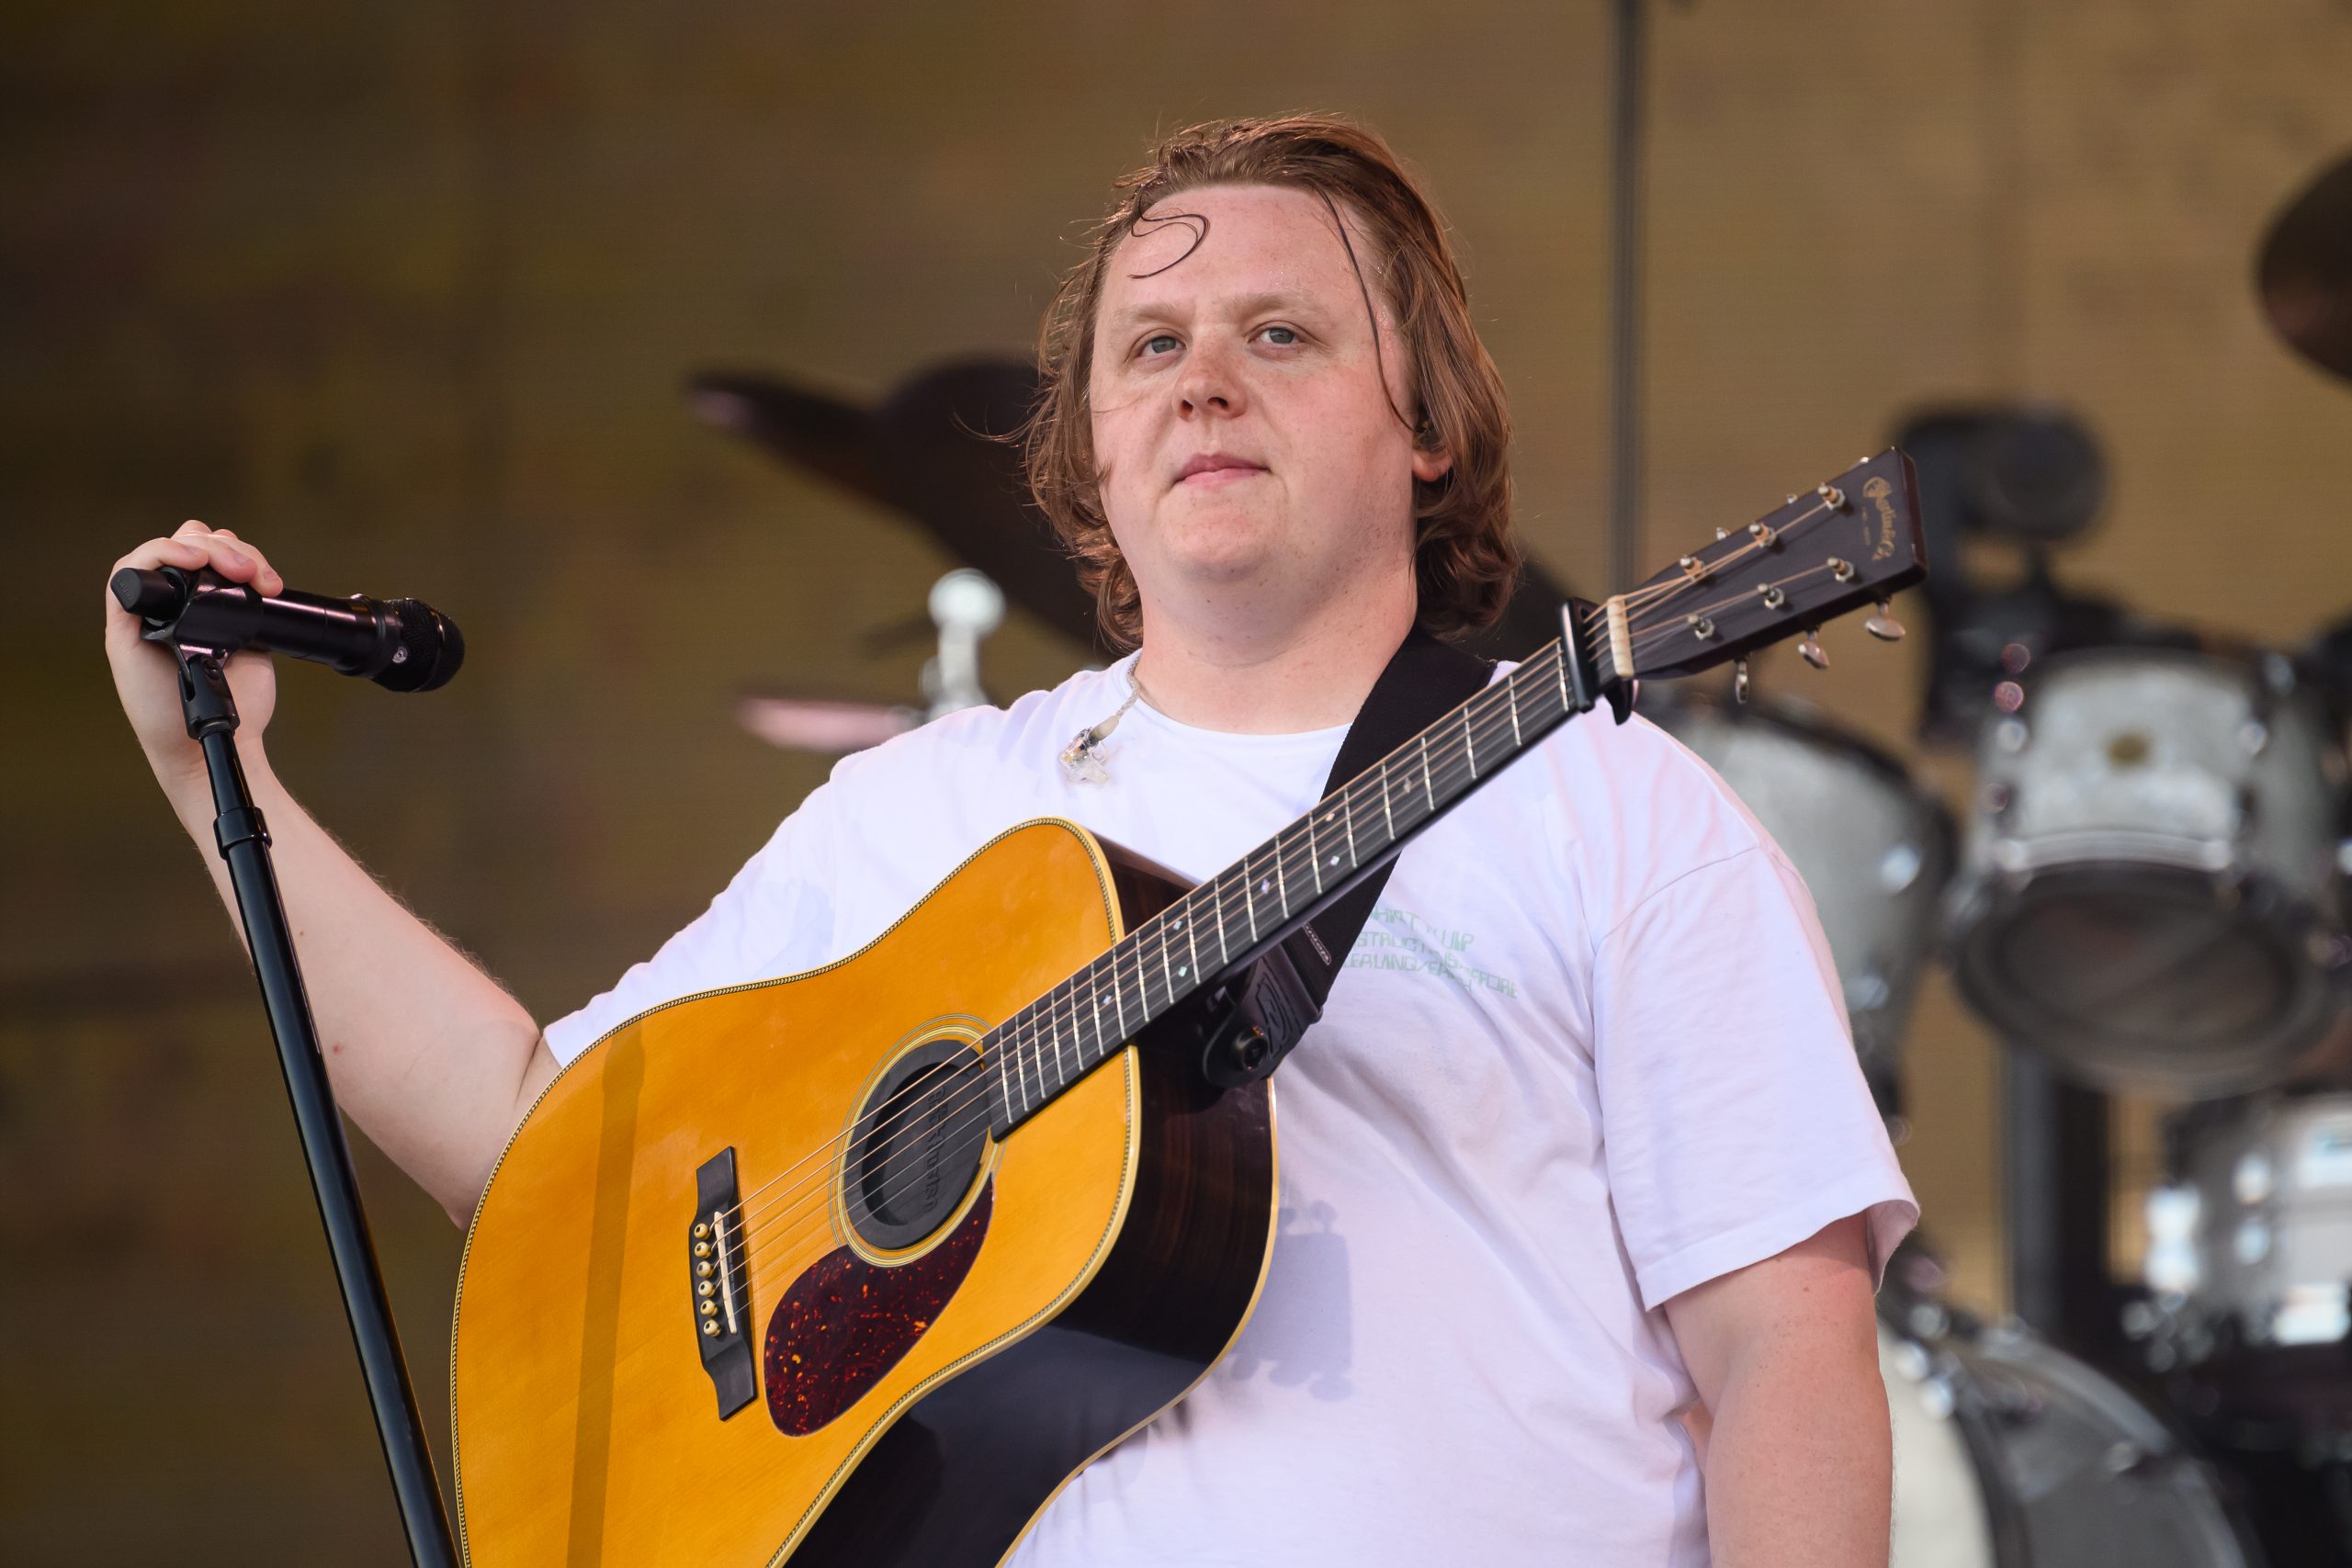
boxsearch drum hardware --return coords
[736,569,1004,756]
[1892,404,2197,745]
[1879,1236,2262,1568]
[2131,1093,2352,1434]
[1946,646,2352,1096]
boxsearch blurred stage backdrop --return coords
[6,1,2352,1561]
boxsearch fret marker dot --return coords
[1260,878,1272,894]
[1176,964,1187,977]
[1329,855,1340,867]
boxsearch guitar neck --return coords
[983,635,1592,1134]
[978,446,1928,1134]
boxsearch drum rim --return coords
[1950,862,2345,1090]
[1887,1299,2266,1568]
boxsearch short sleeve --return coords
[541,778,844,1065]
[1593,844,1917,1311]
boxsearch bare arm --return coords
[1662,1213,1891,1568]
[107,521,555,1224]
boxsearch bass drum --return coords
[1945,647,2348,1094]
[1645,692,1952,1089]
[1882,1283,2262,1568]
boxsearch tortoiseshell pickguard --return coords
[763,1182,993,1437]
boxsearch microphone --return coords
[110,565,466,693]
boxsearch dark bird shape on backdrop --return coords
[684,357,1577,664]
[2259,150,2352,387]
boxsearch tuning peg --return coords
[1798,628,1828,670]
[1733,659,1751,704]
[1864,599,1906,642]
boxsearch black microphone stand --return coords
[175,645,459,1567]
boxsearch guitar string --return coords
[715,529,1865,1282]
[718,636,1585,1280]
[700,493,1854,1248]
[1571,495,1833,627]
[719,549,1865,1290]
[719,649,1578,1304]
[716,640,1573,1269]
[715,557,1853,1297]
[718,541,1866,1290]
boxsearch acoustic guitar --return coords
[448,451,1926,1564]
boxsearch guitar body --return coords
[449,819,1277,1565]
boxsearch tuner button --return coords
[1799,631,1829,671]
[1733,660,1752,705]
[1865,599,1907,643]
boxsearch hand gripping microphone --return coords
[110,564,466,693]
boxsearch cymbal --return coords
[735,694,918,755]
[688,361,1105,650]
[2258,150,2352,385]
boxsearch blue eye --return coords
[1141,333,1180,356]
[1262,326,1297,345]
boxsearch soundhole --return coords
[843,1037,990,1252]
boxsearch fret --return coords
[989,638,1619,1139]
[1058,973,1081,1086]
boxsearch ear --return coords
[1410,444,1454,484]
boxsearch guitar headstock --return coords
[1574,448,1925,693]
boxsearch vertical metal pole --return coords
[179,650,459,1567]
[2002,1043,2113,1359]
[1606,0,1648,592]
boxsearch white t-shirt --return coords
[545,655,1917,1567]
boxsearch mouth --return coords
[1172,452,1268,488]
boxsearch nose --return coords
[1177,336,1247,420]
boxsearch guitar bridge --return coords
[690,1147,756,1418]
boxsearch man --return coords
[107,115,1913,1565]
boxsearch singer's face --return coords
[1086,184,1451,630]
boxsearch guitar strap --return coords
[1282,625,1498,1014]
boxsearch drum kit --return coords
[688,149,2352,1565]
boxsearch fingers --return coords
[107,520,285,600]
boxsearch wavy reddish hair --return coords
[1023,114,1520,651]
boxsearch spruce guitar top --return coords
[447,452,1926,1565]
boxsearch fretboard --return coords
[983,637,1587,1134]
